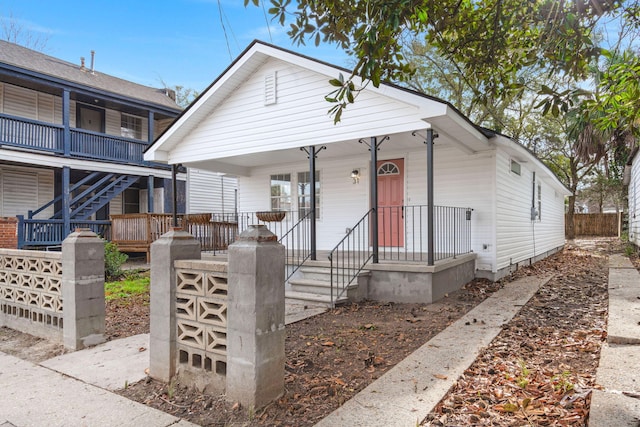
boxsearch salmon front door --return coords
[377,158,404,247]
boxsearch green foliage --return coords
[625,244,636,257]
[248,0,634,123]
[552,371,575,394]
[516,359,530,389]
[104,241,128,281]
[104,274,149,301]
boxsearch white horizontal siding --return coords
[405,146,496,270]
[495,151,565,271]
[170,58,429,163]
[0,165,54,218]
[187,169,238,214]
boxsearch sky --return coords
[0,0,351,94]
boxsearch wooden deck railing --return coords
[110,213,238,260]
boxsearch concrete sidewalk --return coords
[589,254,640,427]
[0,301,325,427]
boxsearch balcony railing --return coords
[0,113,168,168]
[0,113,63,153]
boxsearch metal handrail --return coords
[279,209,314,281]
[328,208,374,307]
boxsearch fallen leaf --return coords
[433,374,448,380]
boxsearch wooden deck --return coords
[110,213,238,261]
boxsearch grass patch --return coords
[105,271,150,301]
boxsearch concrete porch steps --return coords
[285,265,367,307]
[285,290,348,306]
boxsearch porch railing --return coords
[0,113,169,168]
[328,205,473,306]
[16,216,111,249]
[377,205,473,262]
[328,209,374,306]
[110,213,238,254]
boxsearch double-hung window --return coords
[270,174,291,211]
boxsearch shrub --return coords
[105,241,128,281]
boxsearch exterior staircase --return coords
[35,172,139,221]
[285,261,370,308]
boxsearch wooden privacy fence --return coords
[567,213,623,237]
[110,213,238,260]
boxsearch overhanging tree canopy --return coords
[247,0,635,123]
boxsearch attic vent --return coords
[264,72,277,105]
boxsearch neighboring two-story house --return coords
[0,40,185,248]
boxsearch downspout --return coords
[531,171,537,261]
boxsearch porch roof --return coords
[145,40,494,175]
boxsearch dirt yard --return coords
[0,238,621,426]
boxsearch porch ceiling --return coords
[180,124,492,176]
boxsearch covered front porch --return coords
[143,41,497,305]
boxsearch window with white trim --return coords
[510,159,521,175]
[270,174,291,211]
[121,113,142,140]
[297,171,320,219]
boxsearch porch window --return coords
[270,174,291,211]
[297,171,320,220]
[121,113,142,140]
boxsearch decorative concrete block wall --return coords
[174,259,228,393]
[0,248,63,340]
[149,225,286,410]
[0,229,106,350]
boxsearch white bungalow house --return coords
[625,147,640,246]
[145,40,571,305]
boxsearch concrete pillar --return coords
[227,224,285,410]
[62,229,106,350]
[149,228,201,382]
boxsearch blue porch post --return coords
[147,175,154,213]
[426,129,437,266]
[63,166,71,240]
[62,89,70,156]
